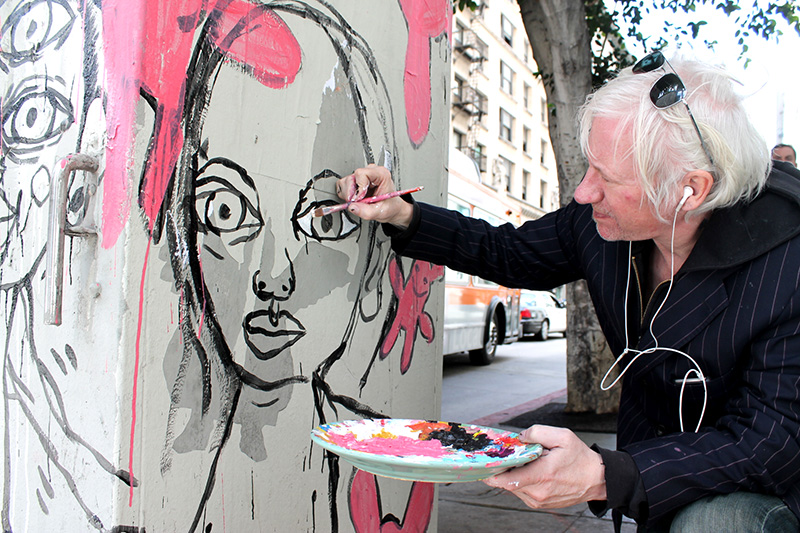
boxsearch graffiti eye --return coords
[1,0,76,67]
[198,186,248,233]
[1,76,74,163]
[292,170,360,242]
[294,202,359,242]
[195,161,263,245]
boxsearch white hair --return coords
[578,57,771,222]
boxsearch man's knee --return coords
[669,492,798,533]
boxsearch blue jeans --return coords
[653,492,799,532]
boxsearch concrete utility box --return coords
[0,0,450,530]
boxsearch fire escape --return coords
[453,6,488,173]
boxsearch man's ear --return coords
[680,170,714,211]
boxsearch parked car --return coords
[520,290,567,341]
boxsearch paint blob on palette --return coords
[310,419,543,482]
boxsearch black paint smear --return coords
[36,488,49,515]
[37,466,54,498]
[64,343,77,369]
[49,347,67,375]
[423,423,493,452]
[311,490,317,532]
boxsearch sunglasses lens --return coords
[632,51,665,74]
[650,73,686,108]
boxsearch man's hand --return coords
[336,165,414,229]
[484,425,607,509]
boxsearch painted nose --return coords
[252,249,295,302]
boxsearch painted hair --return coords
[578,57,770,222]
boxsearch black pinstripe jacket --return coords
[389,162,800,526]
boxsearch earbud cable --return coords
[600,205,708,432]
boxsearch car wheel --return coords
[469,311,500,365]
[536,320,549,341]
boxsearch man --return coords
[773,143,797,167]
[338,54,800,531]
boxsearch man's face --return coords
[574,117,665,242]
[773,146,796,167]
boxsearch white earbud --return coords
[676,186,693,211]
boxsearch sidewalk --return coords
[437,388,637,532]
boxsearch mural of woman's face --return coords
[191,35,379,459]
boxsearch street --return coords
[441,337,567,424]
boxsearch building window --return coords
[522,170,531,201]
[471,36,489,72]
[453,76,464,102]
[475,143,487,172]
[499,108,514,143]
[524,39,531,63]
[540,179,548,209]
[498,156,513,192]
[523,126,531,154]
[454,130,466,151]
[540,139,548,165]
[501,14,514,47]
[465,143,487,173]
[541,97,548,124]
[500,61,514,95]
[523,83,531,111]
[454,21,466,48]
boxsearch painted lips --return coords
[243,308,306,360]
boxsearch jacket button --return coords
[655,424,666,436]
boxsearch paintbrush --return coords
[312,186,424,217]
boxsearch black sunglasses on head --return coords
[632,51,715,167]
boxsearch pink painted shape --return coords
[207,2,301,88]
[137,0,209,233]
[380,259,444,373]
[350,470,434,533]
[130,237,152,505]
[100,0,147,248]
[398,0,451,146]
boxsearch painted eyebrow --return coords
[196,156,259,207]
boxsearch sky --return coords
[608,1,800,149]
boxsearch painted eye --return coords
[198,186,247,233]
[195,160,263,245]
[1,0,76,67]
[1,76,74,163]
[294,201,359,242]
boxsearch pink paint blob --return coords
[326,433,449,458]
[398,0,451,146]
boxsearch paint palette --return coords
[310,419,543,482]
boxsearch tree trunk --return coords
[517,0,619,414]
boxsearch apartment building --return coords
[450,0,559,222]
